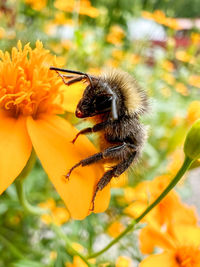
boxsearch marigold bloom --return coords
[139,224,200,267]
[106,25,125,46]
[107,221,125,238]
[186,101,200,124]
[25,0,47,11]
[39,198,70,225]
[175,82,189,96]
[0,41,110,220]
[188,75,200,88]
[54,0,99,18]
[116,256,132,267]
[142,10,181,30]
[124,175,197,229]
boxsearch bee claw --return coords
[71,138,76,144]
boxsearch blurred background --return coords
[0,0,200,266]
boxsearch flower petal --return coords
[171,224,200,247]
[26,115,110,219]
[61,82,86,113]
[139,252,175,267]
[139,225,174,254]
[0,112,32,194]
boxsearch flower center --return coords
[0,41,63,118]
[175,246,200,267]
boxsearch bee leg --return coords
[65,152,104,179]
[72,121,109,144]
[56,71,86,85]
[65,142,126,179]
[65,76,87,85]
[91,152,136,211]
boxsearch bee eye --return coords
[93,94,112,112]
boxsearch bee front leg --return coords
[72,121,109,144]
[72,127,93,144]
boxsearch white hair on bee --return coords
[101,68,149,116]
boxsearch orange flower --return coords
[139,224,200,267]
[106,25,125,46]
[191,33,200,45]
[186,101,200,124]
[25,0,47,11]
[0,27,5,39]
[188,75,200,88]
[107,221,125,238]
[116,256,132,267]
[175,82,189,96]
[39,198,70,225]
[0,41,110,220]
[142,10,181,30]
[124,175,197,229]
[175,50,193,63]
[54,0,99,18]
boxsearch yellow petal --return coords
[26,115,110,220]
[139,252,175,267]
[61,82,86,113]
[139,225,174,254]
[172,224,200,248]
[0,112,32,194]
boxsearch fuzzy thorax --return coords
[101,69,148,116]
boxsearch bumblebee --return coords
[50,67,149,210]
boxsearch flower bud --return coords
[184,119,200,160]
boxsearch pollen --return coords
[0,41,63,118]
[175,246,200,267]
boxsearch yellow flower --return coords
[163,73,175,86]
[124,175,197,229]
[186,101,200,124]
[139,224,200,267]
[188,75,200,88]
[175,82,189,96]
[0,27,5,39]
[0,41,109,220]
[107,221,125,238]
[106,25,125,45]
[161,60,174,72]
[66,256,88,267]
[175,50,193,63]
[25,0,47,11]
[142,10,181,30]
[39,198,70,226]
[191,33,200,45]
[116,256,132,267]
[141,11,154,20]
[54,0,99,18]
[167,149,185,176]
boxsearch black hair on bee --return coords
[50,66,149,210]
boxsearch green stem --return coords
[16,179,45,215]
[0,233,26,260]
[51,224,92,267]
[87,156,193,259]
[15,150,45,215]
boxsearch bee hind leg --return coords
[65,142,127,179]
[90,152,136,211]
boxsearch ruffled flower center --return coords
[0,41,63,118]
[175,246,200,267]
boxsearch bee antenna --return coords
[50,67,93,88]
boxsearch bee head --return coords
[75,84,113,118]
